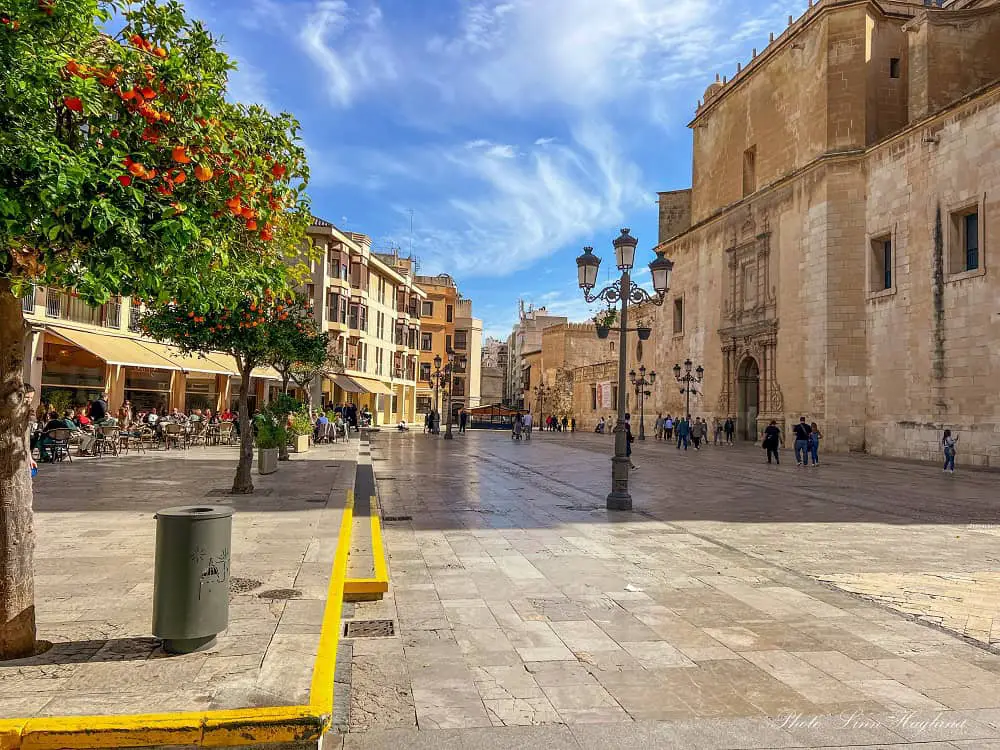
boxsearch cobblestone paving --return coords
[0,442,356,718]
[339,430,1000,749]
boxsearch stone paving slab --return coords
[337,431,1000,749]
[0,442,357,718]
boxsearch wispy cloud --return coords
[299,0,395,107]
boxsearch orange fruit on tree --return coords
[172,146,191,164]
[194,164,214,182]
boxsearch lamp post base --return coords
[607,455,632,511]
[443,432,454,440]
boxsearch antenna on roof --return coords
[407,208,414,256]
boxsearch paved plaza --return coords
[0,442,356,719]
[337,430,1000,749]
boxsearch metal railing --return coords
[129,303,143,332]
[21,287,36,314]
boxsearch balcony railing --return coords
[21,287,36,314]
[43,289,122,328]
[129,304,142,332]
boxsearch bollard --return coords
[152,505,233,654]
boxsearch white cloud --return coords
[534,137,556,146]
[227,60,274,110]
[299,0,395,107]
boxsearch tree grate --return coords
[230,577,263,595]
[382,515,413,522]
[257,588,302,600]
[343,619,395,638]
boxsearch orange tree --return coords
[141,293,309,493]
[0,0,310,658]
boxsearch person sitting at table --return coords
[144,407,160,427]
[39,411,80,461]
[314,412,329,441]
[170,408,187,423]
[188,408,203,423]
[220,408,233,421]
[205,409,220,425]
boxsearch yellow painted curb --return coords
[343,495,390,597]
[2,488,356,750]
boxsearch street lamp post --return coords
[673,359,704,420]
[431,353,443,435]
[629,365,656,441]
[534,382,547,428]
[576,229,674,511]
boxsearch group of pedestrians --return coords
[761,416,822,465]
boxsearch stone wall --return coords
[657,190,692,243]
[864,84,1000,464]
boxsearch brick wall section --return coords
[909,6,1000,120]
[658,190,693,243]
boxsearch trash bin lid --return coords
[155,505,234,520]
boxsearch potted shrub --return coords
[594,307,617,339]
[289,410,312,453]
[256,421,285,475]
[636,324,652,341]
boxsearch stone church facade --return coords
[640,0,1000,463]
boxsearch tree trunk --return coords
[0,280,36,659]
[231,360,254,494]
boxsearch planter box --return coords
[258,447,278,475]
[291,434,310,453]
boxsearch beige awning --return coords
[253,365,282,381]
[333,374,365,393]
[47,327,178,370]
[350,377,394,396]
[137,341,235,376]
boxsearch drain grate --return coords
[343,619,395,638]
[206,488,272,497]
[382,515,412,522]
[230,577,263,595]
[257,588,302,600]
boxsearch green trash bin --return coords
[152,505,233,654]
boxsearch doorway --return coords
[737,357,760,441]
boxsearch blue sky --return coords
[184,0,803,338]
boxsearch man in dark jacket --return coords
[88,393,109,424]
[763,420,782,465]
[792,416,812,466]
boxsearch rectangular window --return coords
[421,332,433,351]
[965,212,979,271]
[421,300,433,317]
[590,385,597,410]
[306,283,315,302]
[417,395,432,413]
[742,145,756,197]
[890,57,900,79]
[446,304,454,322]
[673,298,684,334]
[870,234,892,292]
[445,334,452,352]
[420,363,431,381]
[949,206,982,275]
[455,331,468,350]
[340,297,348,324]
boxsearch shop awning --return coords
[47,326,179,370]
[253,365,282,381]
[350,377,394,395]
[136,341,236,376]
[332,374,365,393]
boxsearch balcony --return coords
[129,303,143,332]
[43,289,121,329]
[21,286,36,314]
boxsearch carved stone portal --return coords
[716,209,783,439]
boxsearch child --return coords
[942,429,958,473]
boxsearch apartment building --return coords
[453,299,483,410]
[20,288,279,414]
[304,218,425,425]
[413,274,458,418]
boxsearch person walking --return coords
[459,409,468,433]
[512,411,523,440]
[625,414,637,470]
[691,417,706,450]
[724,416,735,445]
[664,414,674,442]
[676,415,690,451]
[654,413,664,441]
[714,418,723,446]
[808,421,822,466]
[571,417,576,432]
[763,420,782,464]
[524,411,533,440]
[792,416,812,466]
[561,416,569,433]
[942,429,958,473]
